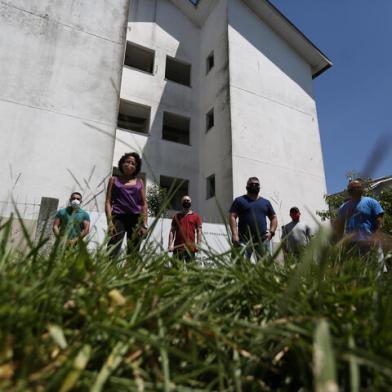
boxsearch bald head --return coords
[182,195,192,210]
[182,195,191,204]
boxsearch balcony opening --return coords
[206,174,215,199]
[117,100,150,134]
[165,56,191,86]
[206,108,214,132]
[160,175,189,211]
[206,51,214,74]
[162,112,190,145]
[124,42,154,74]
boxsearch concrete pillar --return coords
[34,197,59,242]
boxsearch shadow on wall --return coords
[117,0,201,217]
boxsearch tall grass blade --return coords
[348,335,360,392]
[313,319,338,392]
[59,345,91,392]
[91,341,130,392]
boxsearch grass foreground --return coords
[0,218,392,391]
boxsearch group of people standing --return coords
[52,152,385,262]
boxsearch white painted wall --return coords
[0,0,129,218]
[198,0,233,223]
[114,0,201,213]
[115,0,235,224]
[87,212,231,256]
[227,0,328,235]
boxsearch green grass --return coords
[0,217,392,391]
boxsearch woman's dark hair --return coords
[118,152,142,176]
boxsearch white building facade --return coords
[0,0,331,248]
[114,0,331,232]
[0,0,130,231]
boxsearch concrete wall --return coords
[227,0,328,233]
[0,0,129,219]
[114,0,201,214]
[198,0,233,223]
[115,0,233,224]
[88,213,232,256]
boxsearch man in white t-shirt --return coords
[281,207,311,257]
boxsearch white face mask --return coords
[70,199,81,208]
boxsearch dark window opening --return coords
[162,112,190,145]
[206,51,214,74]
[206,108,214,132]
[165,56,191,86]
[117,100,150,134]
[206,174,215,199]
[160,175,189,211]
[124,42,154,74]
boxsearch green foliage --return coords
[146,185,168,217]
[1,218,392,391]
[317,193,346,222]
[378,187,392,235]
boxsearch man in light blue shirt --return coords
[336,180,384,255]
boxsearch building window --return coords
[124,42,154,74]
[162,112,190,145]
[206,174,215,199]
[160,175,189,211]
[117,100,150,134]
[206,51,214,74]
[206,108,214,132]
[165,56,191,86]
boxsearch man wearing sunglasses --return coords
[53,192,90,245]
[229,177,277,260]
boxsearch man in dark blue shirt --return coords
[229,177,278,259]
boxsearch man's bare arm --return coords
[53,217,61,237]
[80,220,90,239]
[266,215,278,241]
[168,227,176,251]
[196,225,202,245]
[229,212,239,244]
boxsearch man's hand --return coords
[266,231,275,241]
[168,244,174,252]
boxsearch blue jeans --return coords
[239,239,271,260]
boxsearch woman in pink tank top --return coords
[105,152,148,257]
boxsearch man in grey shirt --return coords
[281,207,311,257]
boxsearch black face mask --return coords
[246,184,260,194]
[182,201,191,209]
